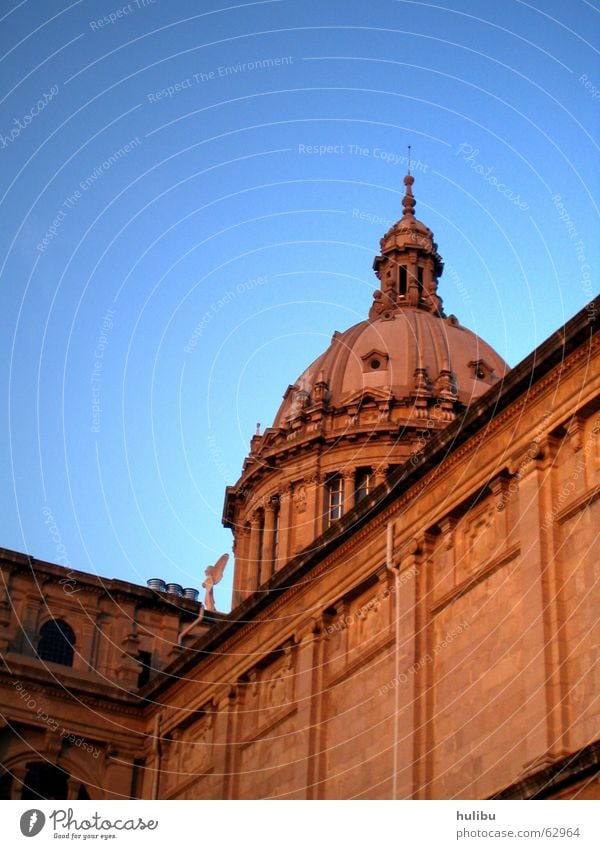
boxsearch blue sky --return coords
[0,0,598,611]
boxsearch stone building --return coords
[0,176,598,800]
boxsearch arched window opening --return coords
[37,619,75,666]
[137,650,152,688]
[21,762,69,800]
[399,265,407,296]
[326,475,344,525]
[355,468,374,502]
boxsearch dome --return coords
[273,309,506,429]
[223,172,509,605]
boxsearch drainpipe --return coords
[386,521,400,801]
[151,713,161,800]
[178,605,205,646]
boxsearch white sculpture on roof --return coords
[202,553,229,612]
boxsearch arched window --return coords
[355,468,374,502]
[399,265,407,297]
[37,619,75,666]
[21,762,69,800]
[326,475,344,525]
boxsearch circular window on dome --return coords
[361,351,388,373]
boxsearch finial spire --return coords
[408,144,412,176]
[402,172,416,219]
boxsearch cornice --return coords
[429,543,521,615]
[556,484,600,525]
[492,740,600,799]
[325,633,395,688]
[0,656,144,717]
[1,551,201,617]
[164,766,215,800]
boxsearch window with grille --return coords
[37,619,75,666]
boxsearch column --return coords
[67,776,81,800]
[232,525,251,607]
[0,568,12,654]
[103,752,135,800]
[311,473,326,537]
[423,260,433,295]
[388,534,419,800]
[78,620,96,674]
[410,534,435,799]
[515,435,564,761]
[342,469,355,512]
[0,597,11,654]
[276,483,294,571]
[226,684,244,800]
[311,475,326,538]
[210,692,234,799]
[10,766,27,799]
[303,617,327,799]
[288,474,324,555]
[246,513,262,597]
[407,251,420,306]
[116,628,141,688]
[262,503,277,581]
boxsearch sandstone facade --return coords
[0,178,597,800]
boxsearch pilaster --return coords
[246,513,263,598]
[342,469,355,512]
[262,503,277,581]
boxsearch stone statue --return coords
[369,289,394,319]
[202,553,229,612]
